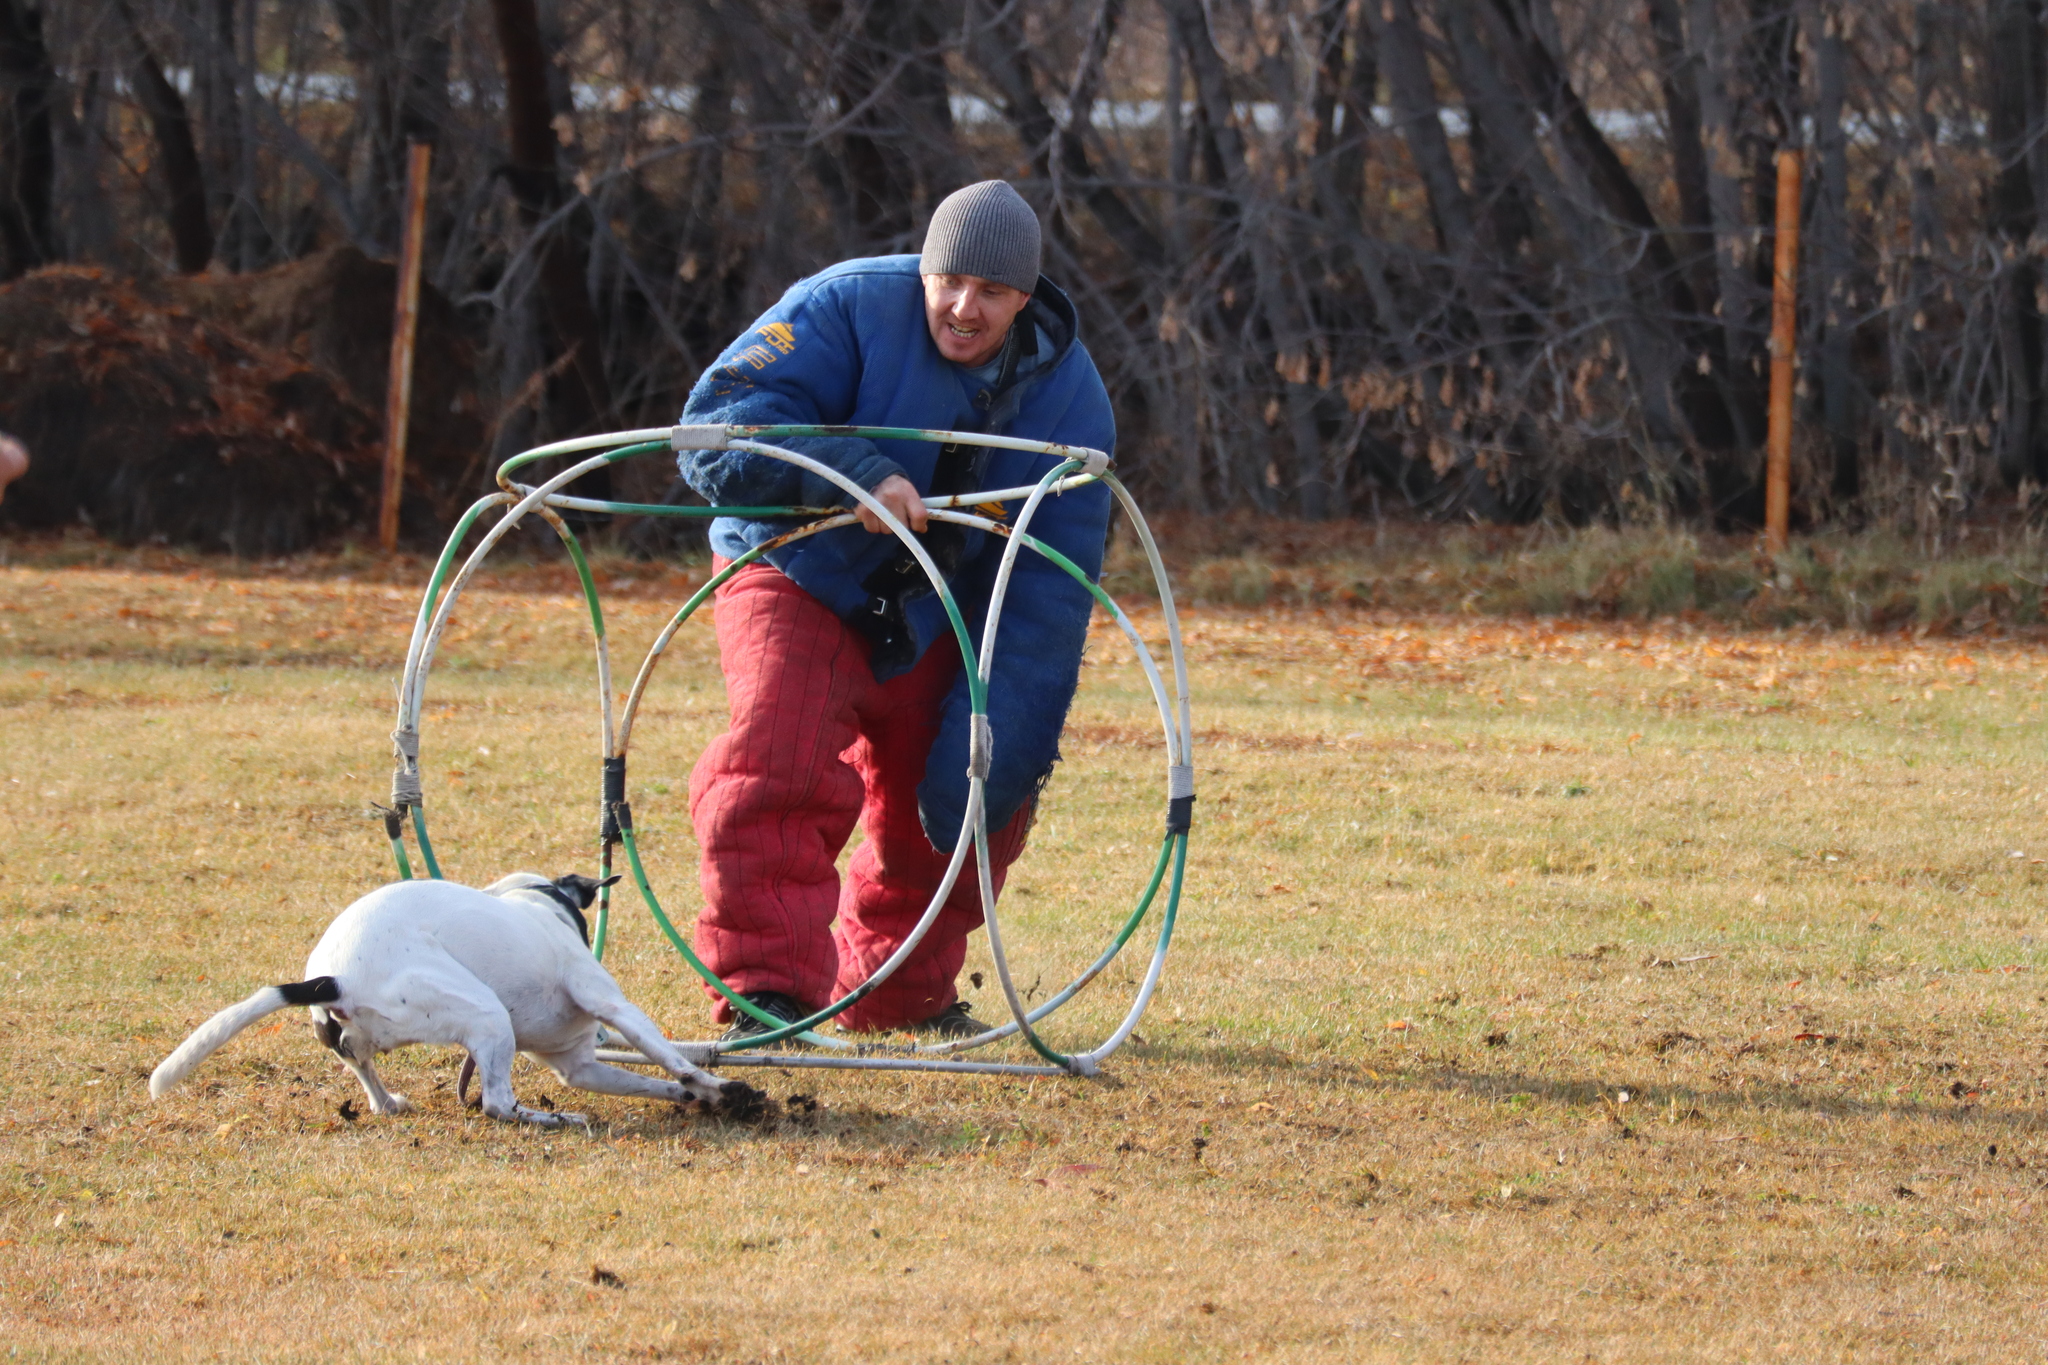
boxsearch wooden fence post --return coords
[380,140,434,554]
[1765,148,1802,554]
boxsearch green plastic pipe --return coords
[410,805,444,880]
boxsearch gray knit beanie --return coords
[919,181,1042,293]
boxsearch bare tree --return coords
[3,0,2044,541]
[117,0,212,272]
[0,0,56,278]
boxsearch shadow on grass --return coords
[570,1079,1010,1155]
[1416,1065,2039,1134]
[1118,1036,2040,1133]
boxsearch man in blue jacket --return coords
[675,181,1115,1039]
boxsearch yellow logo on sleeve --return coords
[709,323,798,393]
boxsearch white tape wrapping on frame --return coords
[968,714,994,780]
[391,728,424,806]
[669,424,730,451]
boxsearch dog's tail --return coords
[148,977,341,1099]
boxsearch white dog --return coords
[149,872,756,1126]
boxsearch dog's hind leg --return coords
[335,1052,413,1116]
[462,1016,588,1130]
[313,1012,413,1115]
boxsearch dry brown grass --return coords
[6,550,2048,1362]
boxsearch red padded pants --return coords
[687,560,1031,1031]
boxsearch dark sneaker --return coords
[719,991,810,1045]
[916,1000,996,1039]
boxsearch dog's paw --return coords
[375,1094,414,1116]
[513,1106,589,1129]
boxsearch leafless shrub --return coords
[0,0,2041,533]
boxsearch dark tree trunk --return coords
[1988,0,2047,483]
[1367,0,1474,252]
[1909,2,1941,265]
[1055,0,1164,264]
[833,24,918,244]
[964,0,1161,267]
[1161,0,1329,517]
[1645,0,1719,322]
[1807,0,1857,503]
[827,0,963,250]
[1444,0,1567,250]
[1737,0,1800,303]
[1334,0,1378,223]
[1448,29,1537,264]
[1310,0,1347,165]
[1481,0,1745,456]
[677,15,730,345]
[1687,0,1758,376]
[337,0,455,251]
[0,0,56,278]
[490,0,614,439]
[51,68,116,263]
[118,1,213,273]
[193,0,246,268]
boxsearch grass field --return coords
[5,547,2048,1362]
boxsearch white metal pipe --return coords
[594,1048,1070,1078]
[393,428,1192,1079]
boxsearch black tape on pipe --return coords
[600,756,626,843]
[383,807,406,841]
[1166,794,1196,835]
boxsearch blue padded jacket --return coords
[675,255,1116,851]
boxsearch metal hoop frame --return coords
[380,426,1194,1079]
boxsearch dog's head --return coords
[483,872,621,946]
[549,873,620,911]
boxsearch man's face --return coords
[922,273,1031,368]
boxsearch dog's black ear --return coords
[598,873,623,889]
[552,873,600,909]
[552,872,623,909]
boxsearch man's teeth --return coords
[949,324,977,337]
